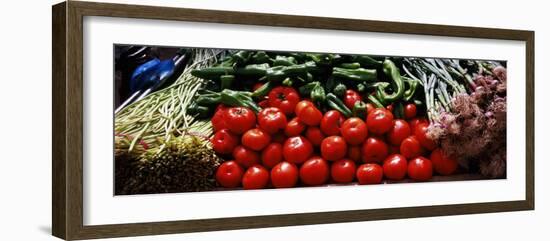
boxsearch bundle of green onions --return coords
[404,58,507,178]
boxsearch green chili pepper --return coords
[273,55,297,66]
[187,102,211,118]
[299,81,319,96]
[367,95,384,108]
[220,75,235,89]
[332,67,377,82]
[376,59,405,102]
[402,76,419,102]
[219,89,260,113]
[352,101,368,119]
[311,83,326,103]
[231,51,252,65]
[352,55,382,68]
[339,62,361,69]
[393,102,404,119]
[356,83,366,93]
[266,62,318,82]
[195,94,222,105]
[235,63,269,76]
[306,53,341,66]
[191,66,235,80]
[251,51,273,64]
[251,81,276,97]
[326,93,352,118]
[282,77,294,86]
[333,83,347,97]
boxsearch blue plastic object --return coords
[129,58,176,94]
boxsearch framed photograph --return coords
[52,1,534,240]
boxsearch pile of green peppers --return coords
[188,50,423,119]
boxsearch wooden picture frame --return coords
[52,1,534,240]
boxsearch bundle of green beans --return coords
[114,49,228,158]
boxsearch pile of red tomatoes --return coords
[210,87,458,190]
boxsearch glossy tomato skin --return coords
[285,117,306,137]
[404,103,417,119]
[283,136,314,164]
[347,145,362,162]
[321,136,348,161]
[382,154,408,180]
[320,110,344,136]
[341,117,368,145]
[299,156,330,186]
[430,148,458,175]
[258,107,287,134]
[268,86,300,115]
[414,122,437,150]
[241,128,271,151]
[271,162,299,188]
[356,163,383,185]
[366,108,394,134]
[361,137,389,163]
[242,165,270,189]
[298,105,323,126]
[386,119,411,146]
[261,143,283,168]
[344,89,362,110]
[295,100,314,116]
[400,136,424,159]
[232,145,260,168]
[331,159,356,183]
[305,126,326,147]
[211,105,228,132]
[225,107,256,134]
[408,156,433,181]
[366,103,375,115]
[215,161,244,188]
[210,129,239,155]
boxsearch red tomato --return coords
[215,161,244,188]
[331,159,356,183]
[225,107,256,134]
[408,156,433,181]
[295,100,314,116]
[344,89,362,110]
[386,119,411,146]
[298,105,323,126]
[258,99,270,109]
[382,154,408,180]
[211,105,228,132]
[347,145,362,162]
[356,163,383,185]
[271,131,286,144]
[408,117,428,132]
[210,129,239,155]
[414,122,437,150]
[271,162,299,188]
[320,110,344,136]
[261,143,283,168]
[361,137,389,163]
[430,148,458,175]
[386,104,394,112]
[400,136,424,159]
[241,128,271,151]
[305,126,325,147]
[284,117,306,137]
[404,103,417,119]
[321,136,348,161]
[341,117,368,145]
[283,136,313,164]
[268,86,300,115]
[299,156,330,186]
[258,107,287,134]
[366,108,394,134]
[366,103,375,114]
[242,165,270,189]
[232,145,260,168]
